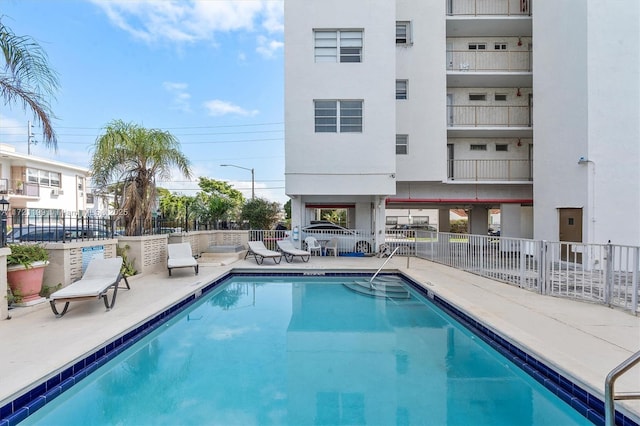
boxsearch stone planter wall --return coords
[0,247,10,320]
[117,234,169,276]
[43,240,119,289]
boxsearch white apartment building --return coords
[285,0,640,250]
[0,144,95,226]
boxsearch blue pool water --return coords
[15,275,596,425]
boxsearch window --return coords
[340,101,363,132]
[396,80,408,100]
[314,100,362,133]
[314,30,363,63]
[495,94,507,101]
[468,43,486,50]
[496,144,509,151]
[315,101,337,132]
[396,134,408,155]
[386,216,398,226]
[26,168,61,187]
[494,43,507,50]
[470,144,487,151]
[469,94,486,101]
[396,21,411,45]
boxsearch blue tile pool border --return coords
[1,271,637,426]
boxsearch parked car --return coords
[17,225,113,242]
[6,225,40,243]
[296,222,373,254]
[393,224,437,232]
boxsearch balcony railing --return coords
[0,178,40,197]
[447,0,531,16]
[448,105,532,127]
[448,159,532,181]
[448,50,531,72]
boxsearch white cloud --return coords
[90,0,283,50]
[256,35,283,59]
[162,81,192,112]
[203,100,258,117]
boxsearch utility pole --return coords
[27,121,37,155]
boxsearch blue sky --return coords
[0,0,286,204]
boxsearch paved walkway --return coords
[1,255,639,422]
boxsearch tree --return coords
[194,177,244,229]
[90,120,192,236]
[240,198,280,230]
[284,199,291,220]
[0,18,59,149]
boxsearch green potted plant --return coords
[6,243,50,305]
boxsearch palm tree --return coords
[0,18,59,149]
[90,120,192,236]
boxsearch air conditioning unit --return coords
[51,188,64,196]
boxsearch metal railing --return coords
[6,213,116,243]
[447,0,531,16]
[605,350,640,426]
[412,233,640,315]
[249,228,375,254]
[448,159,532,181]
[448,105,531,127]
[448,50,532,72]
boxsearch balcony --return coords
[448,104,531,129]
[447,159,532,182]
[448,50,531,72]
[0,179,41,197]
[447,0,531,16]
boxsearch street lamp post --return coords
[220,164,255,199]
[0,196,10,247]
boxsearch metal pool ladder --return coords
[605,349,640,426]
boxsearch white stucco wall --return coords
[395,0,447,182]
[534,0,640,245]
[285,0,396,197]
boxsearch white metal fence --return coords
[402,232,639,315]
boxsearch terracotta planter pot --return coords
[7,261,49,303]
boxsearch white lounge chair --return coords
[245,241,283,264]
[304,237,322,256]
[277,239,311,263]
[167,243,199,276]
[49,257,130,318]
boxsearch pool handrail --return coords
[370,246,400,287]
[605,349,640,426]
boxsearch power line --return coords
[0,121,284,130]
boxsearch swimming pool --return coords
[0,273,627,425]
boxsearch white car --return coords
[298,222,373,254]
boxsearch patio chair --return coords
[245,241,283,264]
[304,237,323,256]
[167,242,199,276]
[324,237,339,257]
[277,239,311,263]
[49,257,130,318]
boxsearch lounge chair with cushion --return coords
[49,257,130,318]
[245,241,283,264]
[276,239,311,263]
[167,242,199,276]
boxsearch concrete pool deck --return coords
[1,255,639,423]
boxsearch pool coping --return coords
[1,270,637,426]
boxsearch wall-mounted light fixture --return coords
[517,37,523,46]
[516,88,522,97]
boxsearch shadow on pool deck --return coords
[1,254,639,422]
